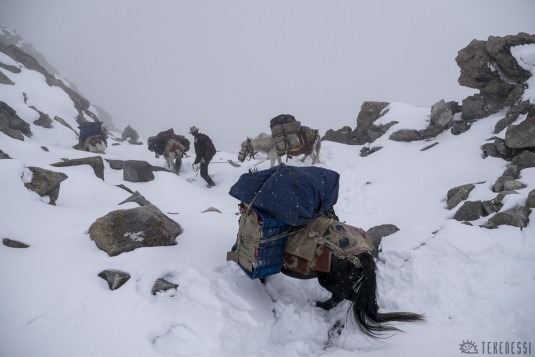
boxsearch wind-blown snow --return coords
[1,49,534,357]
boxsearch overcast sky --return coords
[1,0,534,149]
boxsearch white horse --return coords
[238,127,321,167]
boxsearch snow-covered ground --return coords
[1,42,534,357]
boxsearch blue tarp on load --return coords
[229,164,339,226]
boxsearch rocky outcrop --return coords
[23,166,68,205]
[0,101,32,140]
[88,205,182,257]
[0,41,99,122]
[456,33,535,115]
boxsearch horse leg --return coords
[174,155,182,175]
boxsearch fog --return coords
[1,0,534,150]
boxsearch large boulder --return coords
[24,166,68,205]
[88,205,182,257]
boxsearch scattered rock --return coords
[505,113,535,149]
[482,206,531,229]
[30,106,53,128]
[526,189,535,208]
[321,126,355,145]
[98,269,130,290]
[366,224,399,258]
[511,151,535,170]
[118,191,152,206]
[51,156,105,180]
[123,160,155,183]
[121,125,141,144]
[450,120,471,135]
[493,176,527,192]
[360,146,382,157]
[389,129,420,142]
[151,278,179,295]
[0,100,32,139]
[421,142,439,151]
[446,184,475,210]
[3,238,30,248]
[453,201,483,221]
[0,149,11,159]
[105,159,125,170]
[430,99,453,128]
[24,166,68,205]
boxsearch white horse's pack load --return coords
[269,114,302,154]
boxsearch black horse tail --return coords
[350,252,425,338]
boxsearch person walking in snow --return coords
[190,126,216,188]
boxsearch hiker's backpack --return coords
[199,134,216,161]
[269,114,301,154]
[79,122,104,141]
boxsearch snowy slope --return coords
[1,42,534,357]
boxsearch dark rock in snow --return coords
[482,206,531,229]
[366,224,399,258]
[98,269,131,290]
[3,238,30,248]
[453,201,483,221]
[446,184,475,210]
[123,160,155,182]
[88,205,182,256]
[151,278,179,295]
[24,166,68,205]
[51,156,105,180]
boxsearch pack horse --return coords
[227,165,425,338]
[238,125,321,167]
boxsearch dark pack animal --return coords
[228,165,424,338]
[147,129,190,175]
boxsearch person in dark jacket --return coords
[190,126,216,188]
